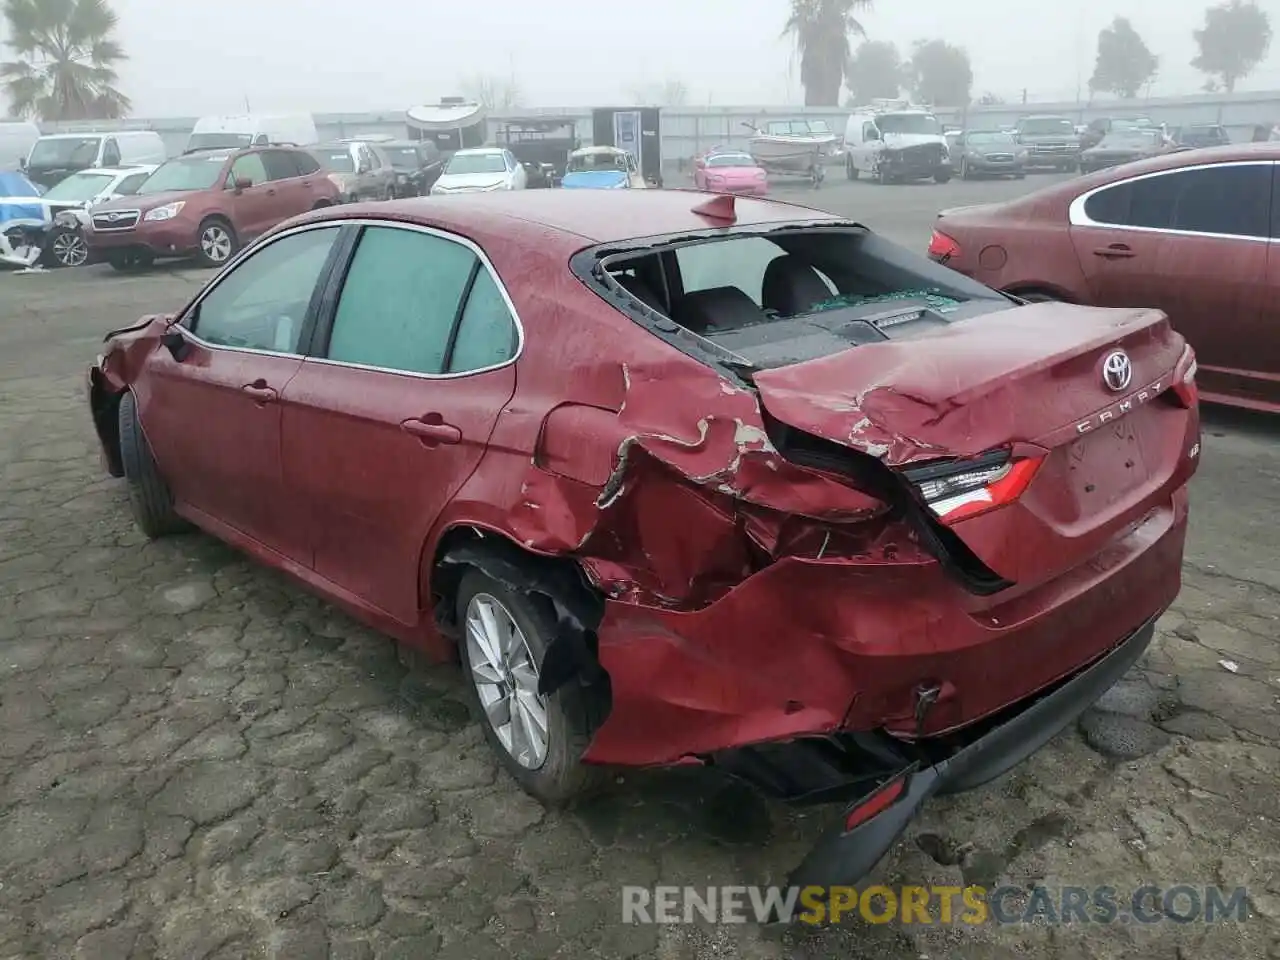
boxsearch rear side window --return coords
[1084,164,1271,237]
[447,269,518,373]
[326,226,478,375]
[229,153,268,186]
[293,151,320,175]
[261,149,301,180]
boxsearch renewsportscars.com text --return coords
[621,884,1250,925]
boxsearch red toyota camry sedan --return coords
[87,188,1200,893]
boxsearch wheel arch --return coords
[420,522,612,705]
[88,369,125,477]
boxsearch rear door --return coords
[1068,160,1272,401]
[138,224,345,561]
[260,148,311,220]
[280,222,519,625]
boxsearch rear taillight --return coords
[903,450,1043,525]
[1171,344,1198,408]
[928,229,961,263]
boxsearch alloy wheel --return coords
[201,225,233,263]
[52,230,88,268]
[465,592,549,769]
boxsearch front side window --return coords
[28,137,101,166]
[102,139,120,165]
[326,227,478,375]
[229,153,268,186]
[189,227,340,352]
[1084,164,1271,237]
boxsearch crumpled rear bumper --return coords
[581,490,1186,766]
[784,612,1157,892]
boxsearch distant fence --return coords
[39,89,1280,170]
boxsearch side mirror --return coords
[18,156,26,169]
[232,176,251,193]
[161,329,190,361]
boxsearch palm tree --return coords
[1,0,131,121]
[783,0,870,106]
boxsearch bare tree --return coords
[459,74,523,112]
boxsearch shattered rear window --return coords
[595,227,1011,371]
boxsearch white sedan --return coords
[429,148,527,195]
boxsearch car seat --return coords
[761,255,834,317]
[671,286,767,334]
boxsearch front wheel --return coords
[117,390,191,538]
[846,155,858,180]
[45,227,88,268]
[195,218,237,268]
[457,569,606,805]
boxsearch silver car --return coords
[311,141,397,202]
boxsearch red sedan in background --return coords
[928,142,1278,412]
[88,189,1198,893]
[692,149,769,195]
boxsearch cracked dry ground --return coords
[1,267,1278,960]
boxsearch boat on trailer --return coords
[743,117,836,187]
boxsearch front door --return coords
[281,223,519,625]
[854,122,882,173]
[1069,161,1272,400]
[224,152,275,240]
[138,224,344,561]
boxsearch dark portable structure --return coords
[494,116,581,187]
[591,107,663,187]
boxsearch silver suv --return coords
[311,141,397,202]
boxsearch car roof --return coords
[1066,142,1280,182]
[307,190,842,245]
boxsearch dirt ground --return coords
[1,179,1278,959]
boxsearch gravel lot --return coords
[2,174,1278,960]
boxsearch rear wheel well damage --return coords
[427,525,612,721]
[89,370,125,477]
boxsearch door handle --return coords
[401,415,461,445]
[266,187,277,195]
[1093,244,1135,259]
[241,382,278,403]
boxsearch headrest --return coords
[761,255,834,316]
[672,285,767,334]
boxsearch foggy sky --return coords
[110,0,1280,116]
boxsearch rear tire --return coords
[934,168,952,184]
[456,568,607,805]
[117,390,191,538]
[960,158,971,180]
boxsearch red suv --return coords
[86,146,341,271]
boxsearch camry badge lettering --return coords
[1075,380,1163,434]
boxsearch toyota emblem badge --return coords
[1101,350,1132,392]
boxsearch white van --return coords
[24,130,167,189]
[0,121,40,171]
[185,114,318,153]
[843,99,952,184]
